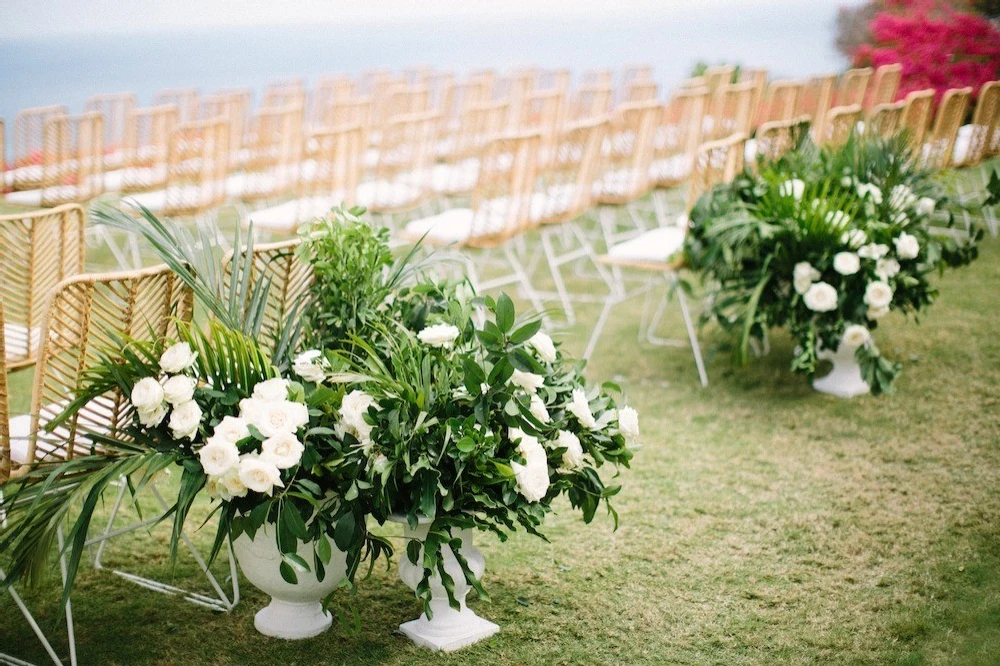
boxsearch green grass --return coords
[2,165,999,664]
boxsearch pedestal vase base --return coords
[399,611,499,652]
[254,599,332,640]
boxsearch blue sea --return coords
[0,5,844,151]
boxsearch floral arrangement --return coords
[683,132,981,395]
[0,204,637,621]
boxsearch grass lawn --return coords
[1,163,998,664]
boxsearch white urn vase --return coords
[393,516,499,652]
[813,341,870,398]
[232,524,347,640]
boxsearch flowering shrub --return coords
[684,132,981,395]
[851,0,1000,105]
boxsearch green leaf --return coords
[333,512,357,552]
[495,293,515,333]
[279,560,298,584]
[509,319,542,344]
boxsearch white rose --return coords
[833,252,860,276]
[511,431,549,502]
[803,282,838,313]
[527,331,557,363]
[617,406,640,443]
[841,229,867,249]
[260,432,305,469]
[556,430,585,471]
[840,175,853,188]
[841,324,871,348]
[372,454,390,474]
[238,456,284,495]
[778,178,805,200]
[793,262,821,295]
[198,438,240,476]
[131,376,165,411]
[891,210,909,226]
[856,182,883,204]
[567,388,597,429]
[915,197,936,216]
[417,323,461,349]
[511,369,545,393]
[169,400,203,441]
[252,400,310,438]
[867,304,890,320]
[340,390,377,443]
[162,374,196,405]
[252,377,290,402]
[894,232,919,260]
[219,467,248,499]
[204,475,231,501]
[293,350,327,383]
[875,257,901,280]
[528,394,550,424]
[864,281,894,309]
[889,184,917,210]
[824,210,851,230]
[858,243,889,260]
[211,416,251,445]
[137,402,168,428]
[159,342,198,374]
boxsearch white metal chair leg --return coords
[1,529,77,666]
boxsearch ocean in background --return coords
[0,5,845,145]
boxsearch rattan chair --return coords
[113,104,179,194]
[954,81,999,167]
[706,81,755,141]
[221,238,313,350]
[245,123,364,234]
[866,63,902,114]
[835,67,872,107]
[749,115,811,164]
[6,112,104,208]
[400,131,545,310]
[900,89,936,154]
[0,204,86,372]
[818,104,862,147]
[740,68,769,130]
[624,81,658,103]
[585,132,748,385]
[703,66,736,95]
[200,89,252,165]
[310,75,356,127]
[498,70,538,132]
[357,111,438,216]
[538,69,571,97]
[921,87,972,170]
[519,89,565,164]
[315,96,374,137]
[569,84,613,122]
[152,87,199,124]
[581,69,613,89]
[261,78,307,111]
[867,101,906,139]
[432,101,507,197]
[758,79,804,125]
[10,105,68,192]
[593,101,660,205]
[228,103,304,201]
[84,92,136,170]
[650,87,710,188]
[125,117,230,217]
[796,73,836,142]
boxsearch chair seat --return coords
[104,166,168,192]
[356,178,424,210]
[404,208,476,244]
[530,184,579,223]
[125,183,223,213]
[606,223,686,265]
[953,124,973,165]
[6,181,101,207]
[593,168,646,199]
[4,323,41,364]
[650,154,692,183]
[430,159,480,194]
[246,195,343,232]
[8,395,118,465]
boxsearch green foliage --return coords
[684,132,981,395]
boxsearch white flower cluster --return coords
[509,428,550,502]
[417,323,461,349]
[292,349,330,383]
[340,389,378,451]
[841,323,871,349]
[855,182,883,204]
[778,178,805,201]
[200,378,308,501]
[129,342,202,440]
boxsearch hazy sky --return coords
[1,0,851,38]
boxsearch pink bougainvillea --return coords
[851,0,1000,104]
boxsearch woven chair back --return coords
[39,112,105,206]
[241,103,304,200]
[0,301,8,482]
[624,81,658,104]
[868,63,902,111]
[201,89,252,159]
[819,104,862,147]
[261,78,307,111]
[867,101,906,139]
[708,81,755,140]
[311,76,356,127]
[796,73,836,140]
[12,105,67,190]
[759,80,804,125]
[121,105,179,194]
[164,117,230,216]
[836,68,872,107]
[570,84,613,122]
[594,100,660,204]
[651,87,710,188]
[366,111,437,213]
[152,88,199,124]
[466,131,542,247]
[961,81,1000,165]
[12,264,192,477]
[900,89,936,154]
[754,116,811,164]
[922,86,972,169]
[298,124,364,205]
[534,118,608,225]
[84,92,136,165]
[686,132,747,212]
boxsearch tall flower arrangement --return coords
[684,133,981,395]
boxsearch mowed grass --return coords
[1,163,998,665]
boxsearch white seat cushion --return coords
[530,184,579,222]
[953,124,973,165]
[9,395,119,465]
[246,195,342,231]
[356,177,423,210]
[607,223,687,264]
[650,154,693,182]
[404,208,475,244]
[4,324,41,363]
[430,159,480,193]
[594,168,645,198]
